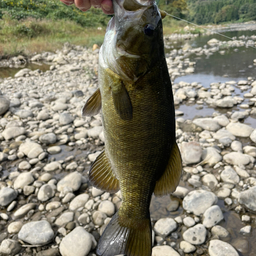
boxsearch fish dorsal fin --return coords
[82,88,101,116]
[154,142,182,196]
[89,150,120,193]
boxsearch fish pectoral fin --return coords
[106,68,133,120]
[81,88,101,116]
[154,142,182,196]
[89,150,119,193]
[97,211,152,256]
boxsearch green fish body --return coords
[82,0,182,255]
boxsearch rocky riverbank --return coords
[0,33,256,256]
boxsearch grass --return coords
[0,14,203,58]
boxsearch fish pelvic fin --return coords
[82,88,101,116]
[154,142,182,196]
[89,150,120,193]
[96,211,152,256]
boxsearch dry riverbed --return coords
[0,33,256,256]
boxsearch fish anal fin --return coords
[89,150,119,193]
[154,142,182,196]
[105,68,133,120]
[82,88,101,116]
[96,211,152,256]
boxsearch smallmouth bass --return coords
[82,0,182,255]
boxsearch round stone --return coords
[209,240,239,256]
[154,218,177,237]
[98,200,115,217]
[183,224,207,245]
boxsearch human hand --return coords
[60,0,113,14]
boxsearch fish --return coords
[82,0,182,255]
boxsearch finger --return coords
[60,0,74,5]
[91,0,102,8]
[101,0,113,14]
[74,0,91,11]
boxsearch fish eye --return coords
[144,24,154,37]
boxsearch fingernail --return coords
[102,3,111,11]
[80,7,89,11]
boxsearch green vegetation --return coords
[187,0,256,24]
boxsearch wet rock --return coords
[183,190,217,216]
[216,97,235,108]
[193,118,221,132]
[0,96,10,116]
[152,245,180,256]
[209,240,239,256]
[0,187,17,206]
[18,220,54,245]
[183,224,207,245]
[59,227,92,256]
[226,122,254,137]
[180,142,202,165]
[213,115,229,127]
[203,205,224,228]
[238,186,256,212]
[154,218,177,237]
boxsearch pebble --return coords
[154,218,177,237]
[226,122,254,137]
[0,96,10,115]
[183,190,217,215]
[152,245,180,256]
[44,161,62,172]
[180,241,196,253]
[0,239,21,255]
[37,184,55,202]
[98,200,115,217]
[2,127,26,140]
[47,146,62,154]
[7,221,23,234]
[0,187,17,206]
[223,152,252,166]
[203,205,224,228]
[193,118,221,131]
[183,224,207,245]
[180,141,202,164]
[40,133,57,144]
[238,186,256,212]
[59,227,92,256]
[13,172,34,189]
[57,172,82,193]
[220,166,240,184]
[209,240,239,256]
[69,194,89,211]
[19,141,44,158]
[211,225,229,239]
[183,217,195,227]
[55,212,74,226]
[18,220,54,245]
[240,225,251,234]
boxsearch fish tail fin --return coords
[96,211,152,256]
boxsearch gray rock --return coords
[0,187,17,206]
[18,161,31,170]
[0,152,7,162]
[69,194,89,211]
[2,127,26,140]
[87,126,103,138]
[55,212,74,226]
[52,102,68,111]
[231,141,243,152]
[47,146,62,154]
[37,109,50,120]
[211,225,229,239]
[223,152,253,166]
[231,111,249,121]
[213,129,235,141]
[180,142,202,165]
[154,218,177,237]
[7,221,23,234]
[183,217,195,227]
[216,187,231,199]
[37,184,55,202]
[152,245,180,256]
[19,141,44,158]
[180,241,196,253]
[226,122,254,137]
[183,224,207,245]
[243,146,256,157]
[0,96,10,116]
[216,97,235,108]
[57,172,82,193]
[14,172,34,189]
[92,211,107,226]
[213,115,229,127]
[59,227,92,256]
[59,112,74,125]
[18,220,54,245]
[200,147,222,166]
[221,166,240,184]
[15,109,34,118]
[98,200,115,217]
[40,133,57,145]
[14,68,31,77]
[203,205,224,228]
[183,190,217,216]
[234,166,250,179]
[209,240,239,256]
[193,118,221,132]
[0,239,21,255]
[238,186,256,212]
[92,187,104,197]
[44,161,61,172]
[240,225,251,234]
[202,174,218,189]
[250,129,256,143]
[13,203,37,219]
